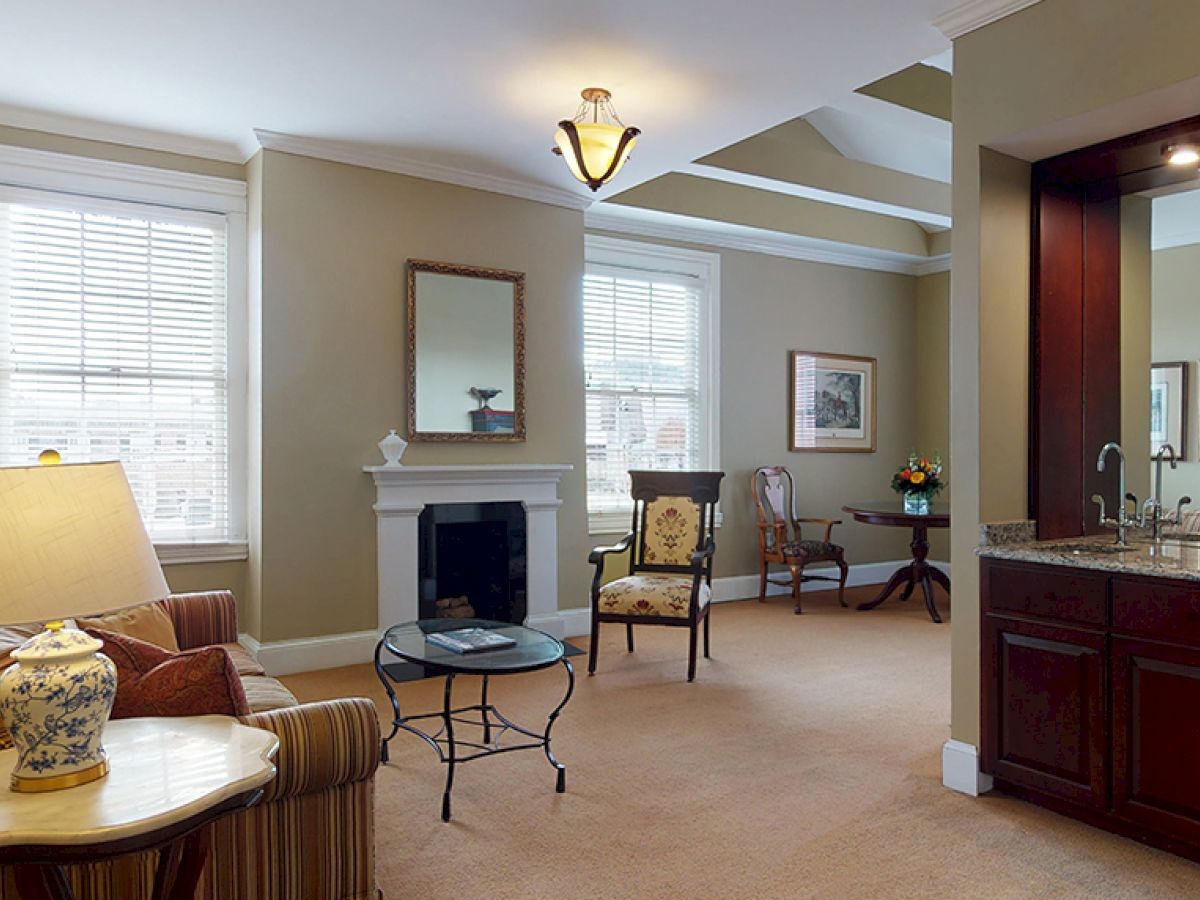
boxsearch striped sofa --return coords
[0,591,381,900]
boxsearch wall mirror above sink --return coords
[407,259,526,442]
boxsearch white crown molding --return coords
[586,206,950,277]
[0,143,247,213]
[0,103,246,165]
[932,0,1043,40]
[253,129,592,211]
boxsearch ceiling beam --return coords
[694,118,950,226]
[606,173,934,258]
[855,64,951,122]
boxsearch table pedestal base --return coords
[855,526,950,623]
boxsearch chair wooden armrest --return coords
[588,531,635,565]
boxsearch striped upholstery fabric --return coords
[159,590,240,649]
[0,594,380,900]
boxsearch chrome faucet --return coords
[1147,444,1178,540]
[1096,442,1131,546]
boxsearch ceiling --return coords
[0,0,1041,272]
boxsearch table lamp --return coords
[0,460,169,792]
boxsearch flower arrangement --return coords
[891,452,945,498]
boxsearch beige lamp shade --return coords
[0,461,168,625]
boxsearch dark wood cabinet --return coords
[1111,636,1200,842]
[984,616,1105,807]
[982,557,1200,861]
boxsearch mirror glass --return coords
[407,260,525,441]
[1122,184,1200,520]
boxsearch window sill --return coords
[154,541,249,566]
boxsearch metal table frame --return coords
[374,637,574,822]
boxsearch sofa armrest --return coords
[158,590,240,649]
[239,698,380,803]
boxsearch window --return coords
[0,153,246,552]
[583,236,719,533]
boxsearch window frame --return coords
[0,144,249,564]
[583,234,721,534]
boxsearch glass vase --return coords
[904,493,930,516]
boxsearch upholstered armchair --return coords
[588,470,724,682]
[752,465,849,614]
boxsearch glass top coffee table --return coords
[374,618,574,821]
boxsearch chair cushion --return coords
[642,497,701,565]
[781,539,842,559]
[598,575,710,618]
[218,641,266,676]
[240,675,300,713]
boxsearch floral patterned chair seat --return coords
[598,575,713,618]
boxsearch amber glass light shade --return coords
[553,88,640,191]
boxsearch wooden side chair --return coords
[751,465,849,614]
[588,470,724,682]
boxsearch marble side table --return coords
[0,716,278,900]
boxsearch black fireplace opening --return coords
[417,502,527,624]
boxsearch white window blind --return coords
[583,240,717,532]
[0,190,231,543]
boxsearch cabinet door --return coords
[983,615,1106,807]
[1112,637,1200,839]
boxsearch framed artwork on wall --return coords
[1150,361,1189,459]
[789,351,877,453]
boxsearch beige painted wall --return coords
[1152,242,1200,503]
[951,0,1200,747]
[588,231,942,581]
[256,150,589,642]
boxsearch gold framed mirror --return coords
[406,259,526,442]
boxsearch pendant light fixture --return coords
[553,88,640,191]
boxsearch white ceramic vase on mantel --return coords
[378,430,408,467]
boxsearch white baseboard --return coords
[942,739,993,796]
[239,630,380,677]
[240,560,950,674]
[711,559,949,603]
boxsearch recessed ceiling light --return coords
[1165,143,1200,166]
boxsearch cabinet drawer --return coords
[1113,577,1200,643]
[983,560,1108,625]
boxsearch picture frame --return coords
[1150,361,1189,459]
[789,350,877,453]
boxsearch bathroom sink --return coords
[1049,542,1132,555]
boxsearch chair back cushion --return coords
[642,496,702,565]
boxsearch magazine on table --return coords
[426,627,517,654]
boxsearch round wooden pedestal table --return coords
[842,501,951,623]
[0,716,278,900]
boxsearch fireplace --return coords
[418,502,527,623]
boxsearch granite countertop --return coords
[977,530,1200,582]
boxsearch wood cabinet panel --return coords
[983,614,1107,808]
[1113,577,1200,644]
[1112,637,1200,841]
[984,560,1107,625]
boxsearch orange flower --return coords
[911,471,926,485]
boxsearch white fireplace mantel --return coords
[364,464,572,637]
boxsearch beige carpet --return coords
[283,587,1200,899]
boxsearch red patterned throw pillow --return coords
[85,629,250,719]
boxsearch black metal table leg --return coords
[480,674,491,746]
[441,673,456,822]
[544,658,575,793]
[374,640,402,764]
